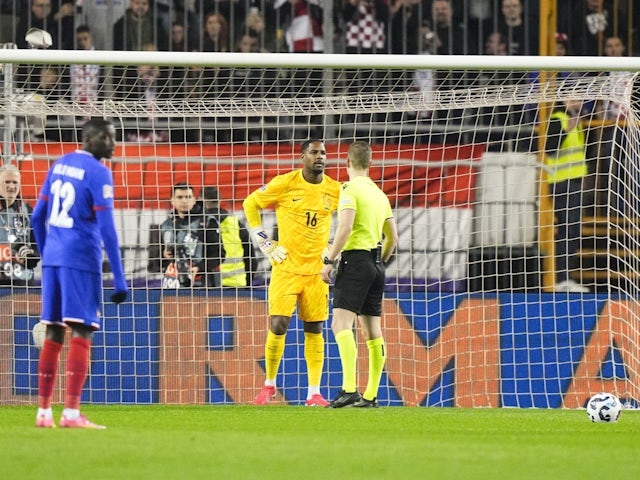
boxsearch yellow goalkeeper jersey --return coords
[248,169,340,275]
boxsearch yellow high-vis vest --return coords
[219,215,248,287]
[546,111,588,184]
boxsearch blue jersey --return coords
[38,149,115,273]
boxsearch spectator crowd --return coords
[0,0,636,125]
[1,0,637,58]
[2,0,637,140]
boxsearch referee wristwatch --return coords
[323,257,335,266]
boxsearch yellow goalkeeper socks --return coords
[304,331,324,390]
[363,337,386,401]
[264,330,286,383]
[335,329,358,393]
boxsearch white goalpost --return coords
[0,48,639,408]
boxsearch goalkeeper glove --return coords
[111,277,129,304]
[111,291,128,304]
[252,228,287,264]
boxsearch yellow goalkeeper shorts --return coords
[268,267,329,322]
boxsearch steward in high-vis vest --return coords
[201,187,257,288]
[205,212,246,287]
[545,109,588,184]
[544,99,589,293]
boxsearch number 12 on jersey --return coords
[48,179,76,228]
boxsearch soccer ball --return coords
[586,392,622,423]
[32,322,47,349]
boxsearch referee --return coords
[321,141,398,408]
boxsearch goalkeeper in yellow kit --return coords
[243,139,341,406]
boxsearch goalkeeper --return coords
[243,139,340,406]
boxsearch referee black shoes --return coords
[328,389,362,408]
[352,397,379,408]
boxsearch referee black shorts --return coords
[332,249,386,317]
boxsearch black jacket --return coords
[0,197,40,285]
[157,204,212,287]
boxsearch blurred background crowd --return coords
[0,0,637,58]
[1,0,638,147]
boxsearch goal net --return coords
[1,49,639,408]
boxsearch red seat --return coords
[141,161,206,208]
[442,165,476,207]
[111,161,144,208]
[203,164,235,205]
[234,167,264,210]
[264,164,288,183]
[171,162,205,194]
[369,165,383,182]
[379,165,413,208]
[323,166,344,183]
[407,166,429,208]
[18,157,51,203]
[142,162,173,209]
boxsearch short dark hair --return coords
[201,186,219,201]
[172,182,193,194]
[301,139,323,154]
[82,118,112,141]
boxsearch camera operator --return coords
[159,182,209,289]
[0,164,40,286]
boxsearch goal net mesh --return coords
[1,53,639,408]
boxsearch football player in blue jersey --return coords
[31,118,128,429]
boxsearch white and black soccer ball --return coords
[586,392,622,423]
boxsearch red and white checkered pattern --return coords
[345,2,385,51]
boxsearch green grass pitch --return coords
[1,405,639,479]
